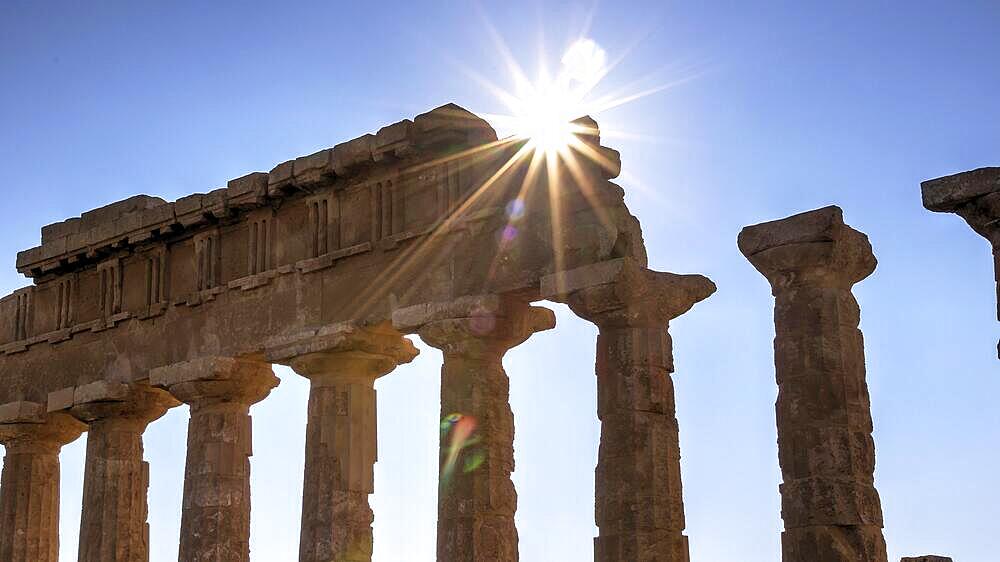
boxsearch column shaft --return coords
[151,358,278,562]
[179,400,254,562]
[63,383,177,562]
[78,419,150,562]
[0,445,62,562]
[299,377,376,562]
[545,258,715,562]
[397,295,555,562]
[593,325,687,562]
[739,205,888,562]
[267,325,417,562]
[0,407,84,562]
[436,348,517,562]
[774,286,887,560]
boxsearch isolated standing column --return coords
[921,167,1000,358]
[0,401,85,562]
[739,206,888,562]
[266,324,419,562]
[394,295,555,562]
[151,357,278,562]
[542,257,715,562]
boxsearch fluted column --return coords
[266,324,419,562]
[51,382,178,562]
[739,206,888,562]
[542,257,715,562]
[0,401,85,562]
[394,295,555,562]
[922,167,1000,357]
[150,358,278,562]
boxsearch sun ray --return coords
[358,22,705,316]
[342,140,537,319]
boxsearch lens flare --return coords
[501,225,518,242]
[440,413,484,488]
[561,38,607,85]
[505,198,526,220]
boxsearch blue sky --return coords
[2,1,998,561]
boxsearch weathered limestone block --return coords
[922,167,1000,357]
[48,382,178,562]
[150,358,278,562]
[738,206,888,562]
[394,295,556,562]
[900,556,953,562]
[542,257,715,562]
[0,401,85,562]
[266,323,419,562]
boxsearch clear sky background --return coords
[2,1,998,561]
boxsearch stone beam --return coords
[739,206,888,562]
[541,257,716,562]
[266,324,418,562]
[921,167,1000,357]
[394,295,556,562]
[0,105,640,415]
[0,401,85,562]
[900,556,953,562]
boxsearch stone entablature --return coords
[0,104,628,397]
[2,104,496,349]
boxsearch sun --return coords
[494,38,608,156]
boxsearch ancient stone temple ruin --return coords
[0,104,715,562]
[0,103,970,562]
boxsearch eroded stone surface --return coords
[0,406,84,562]
[739,206,888,562]
[49,384,178,562]
[152,358,278,562]
[267,324,418,562]
[396,296,555,562]
[542,257,715,562]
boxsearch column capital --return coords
[394,294,555,354]
[738,206,876,294]
[150,357,278,408]
[265,322,418,384]
[922,167,1000,246]
[47,381,178,428]
[0,401,85,454]
[541,257,715,327]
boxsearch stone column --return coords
[739,206,888,562]
[541,257,715,562]
[265,324,419,562]
[0,401,85,562]
[394,295,556,562]
[150,357,278,562]
[922,167,1000,357]
[47,381,178,562]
